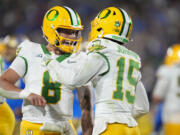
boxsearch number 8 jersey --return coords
[10,40,74,123]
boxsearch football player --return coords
[153,44,180,135]
[0,6,93,135]
[44,7,149,135]
[0,41,15,135]
[3,35,27,135]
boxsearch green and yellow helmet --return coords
[89,7,133,44]
[164,44,180,66]
[42,6,83,53]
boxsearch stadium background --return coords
[0,0,180,135]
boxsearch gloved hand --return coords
[40,121,75,135]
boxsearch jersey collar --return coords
[41,45,71,63]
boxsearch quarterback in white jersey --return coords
[45,7,149,135]
[12,40,76,123]
[0,6,93,135]
[153,44,180,135]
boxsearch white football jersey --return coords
[47,38,149,131]
[153,64,180,123]
[10,40,76,124]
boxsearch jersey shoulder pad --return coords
[87,39,106,53]
[16,40,39,57]
[118,45,141,68]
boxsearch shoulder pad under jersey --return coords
[16,40,39,57]
[87,39,106,53]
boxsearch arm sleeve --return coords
[0,88,20,99]
[47,52,107,87]
[10,56,26,77]
[132,81,149,118]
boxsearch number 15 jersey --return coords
[10,40,74,124]
[47,38,149,128]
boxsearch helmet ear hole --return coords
[113,11,116,15]
[97,28,102,32]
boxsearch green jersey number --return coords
[41,71,61,104]
[113,57,140,104]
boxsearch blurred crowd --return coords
[0,0,180,135]
[0,0,180,95]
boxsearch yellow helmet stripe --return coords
[119,8,131,38]
[64,6,79,26]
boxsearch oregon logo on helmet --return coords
[46,9,59,21]
[26,130,33,135]
[98,9,111,19]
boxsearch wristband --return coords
[19,90,31,99]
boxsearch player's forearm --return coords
[0,87,21,99]
[0,78,21,92]
[81,109,93,135]
[77,86,93,134]
[0,77,29,99]
[47,60,76,85]
[47,53,104,87]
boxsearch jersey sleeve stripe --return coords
[19,56,28,77]
[41,45,51,55]
[56,53,71,63]
[96,52,110,76]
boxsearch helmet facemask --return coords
[53,27,82,53]
[42,6,83,53]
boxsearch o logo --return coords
[46,9,59,21]
[98,9,111,19]
[26,130,33,135]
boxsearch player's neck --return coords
[46,44,65,55]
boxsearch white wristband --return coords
[19,90,31,99]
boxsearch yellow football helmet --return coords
[4,35,19,48]
[89,7,133,44]
[0,41,6,56]
[42,6,83,53]
[164,44,180,66]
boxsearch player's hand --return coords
[27,93,46,107]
